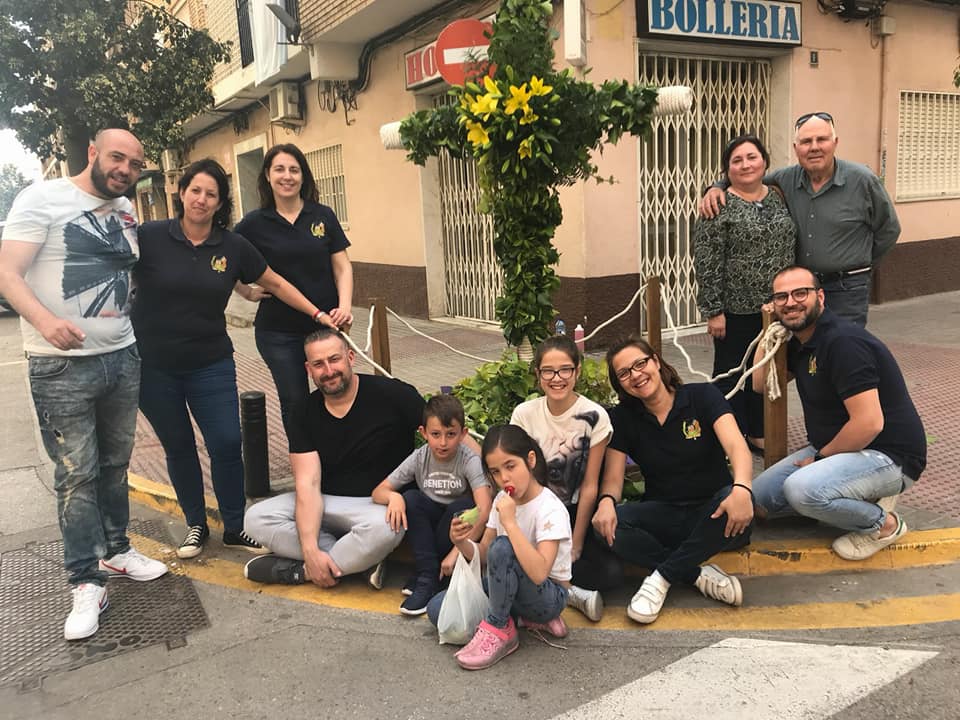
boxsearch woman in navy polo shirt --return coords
[592,336,755,625]
[234,143,353,438]
[134,159,331,559]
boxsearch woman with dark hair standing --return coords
[593,336,754,625]
[234,144,353,437]
[134,159,330,559]
[693,134,796,452]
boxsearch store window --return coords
[897,90,960,201]
[305,145,349,223]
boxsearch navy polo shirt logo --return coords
[210,255,227,273]
[808,355,818,375]
[682,419,702,440]
[311,221,325,237]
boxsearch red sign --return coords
[405,41,440,90]
[435,19,493,86]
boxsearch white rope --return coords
[341,329,394,378]
[721,322,791,402]
[363,305,375,354]
[579,283,648,345]
[385,306,498,364]
[379,121,404,150]
[660,284,713,381]
[652,86,693,116]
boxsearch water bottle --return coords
[554,318,566,336]
[574,323,585,351]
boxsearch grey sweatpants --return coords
[244,492,404,575]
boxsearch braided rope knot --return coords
[761,321,792,401]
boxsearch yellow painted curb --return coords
[128,530,960,633]
[128,471,960,578]
[128,472,225,531]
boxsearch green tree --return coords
[400,0,666,349]
[0,163,31,220]
[0,0,231,173]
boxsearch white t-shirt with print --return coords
[510,395,612,506]
[486,486,572,582]
[2,178,139,356]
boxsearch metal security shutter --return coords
[434,95,502,322]
[897,90,960,201]
[637,53,771,328]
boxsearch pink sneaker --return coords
[454,618,519,670]
[518,614,568,638]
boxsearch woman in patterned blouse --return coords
[693,135,796,452]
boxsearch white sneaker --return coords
[627,571,670,624]
[368,561,385,590]
[100,547,168,581]
[64,584,109,640]
[567,584,604,622]
[695,564,743,606]
[833,513,908,561]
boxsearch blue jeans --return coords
[752,445,908,532]
[29,346,141,586]
[255,328,309,439]
[138,357,245,531]
[426,536,568,629]
[611,487,752,585]
[821,271,870,327]
[403,489,474,579]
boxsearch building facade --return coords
[168,0,960,341]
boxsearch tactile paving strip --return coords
[0,519,208,690]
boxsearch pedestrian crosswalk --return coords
[548,638,938,720]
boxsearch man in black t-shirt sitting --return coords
[243,328,424,587]
[752,266,926,561]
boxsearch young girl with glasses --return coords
[593,336,755,625]
[508,336,622,621]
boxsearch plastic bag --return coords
[437,546,488,645]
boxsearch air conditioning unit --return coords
[269,81,303,123]
[160,148,180,173]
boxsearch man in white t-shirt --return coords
[0,129,167,641]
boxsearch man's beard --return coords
[778,295,823,332]
[316,371,350,397]
[90,156,130,198]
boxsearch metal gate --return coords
[435,96,502,322]
[637,54,771,328]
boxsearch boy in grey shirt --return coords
[373,394,491,615]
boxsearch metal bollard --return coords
[240,391,270,498]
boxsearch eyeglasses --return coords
[614,356,653,381]
[538,366,576,380]
[795,112,834,130]
[771,287,818,305]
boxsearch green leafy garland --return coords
[400,0,660,347]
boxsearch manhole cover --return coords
[0,519,209,690]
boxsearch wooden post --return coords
[370,299,392,375]
[645,275,662,356]
[762,313,788,467]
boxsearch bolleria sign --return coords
[643,0,802,45]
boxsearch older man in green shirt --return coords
[701,112,900,326]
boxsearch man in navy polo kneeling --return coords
[751,266,926,560]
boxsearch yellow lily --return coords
[459,93,475,110]
[504,83,532,115]
[482,75,501,97]
[470,93,499,120]
[518,136,534,159]
[519,106,539,125]
[465,120,490,147]
[529,75,553,96]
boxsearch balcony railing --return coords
[236,0,254,68]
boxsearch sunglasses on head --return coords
[795,112,834,130]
